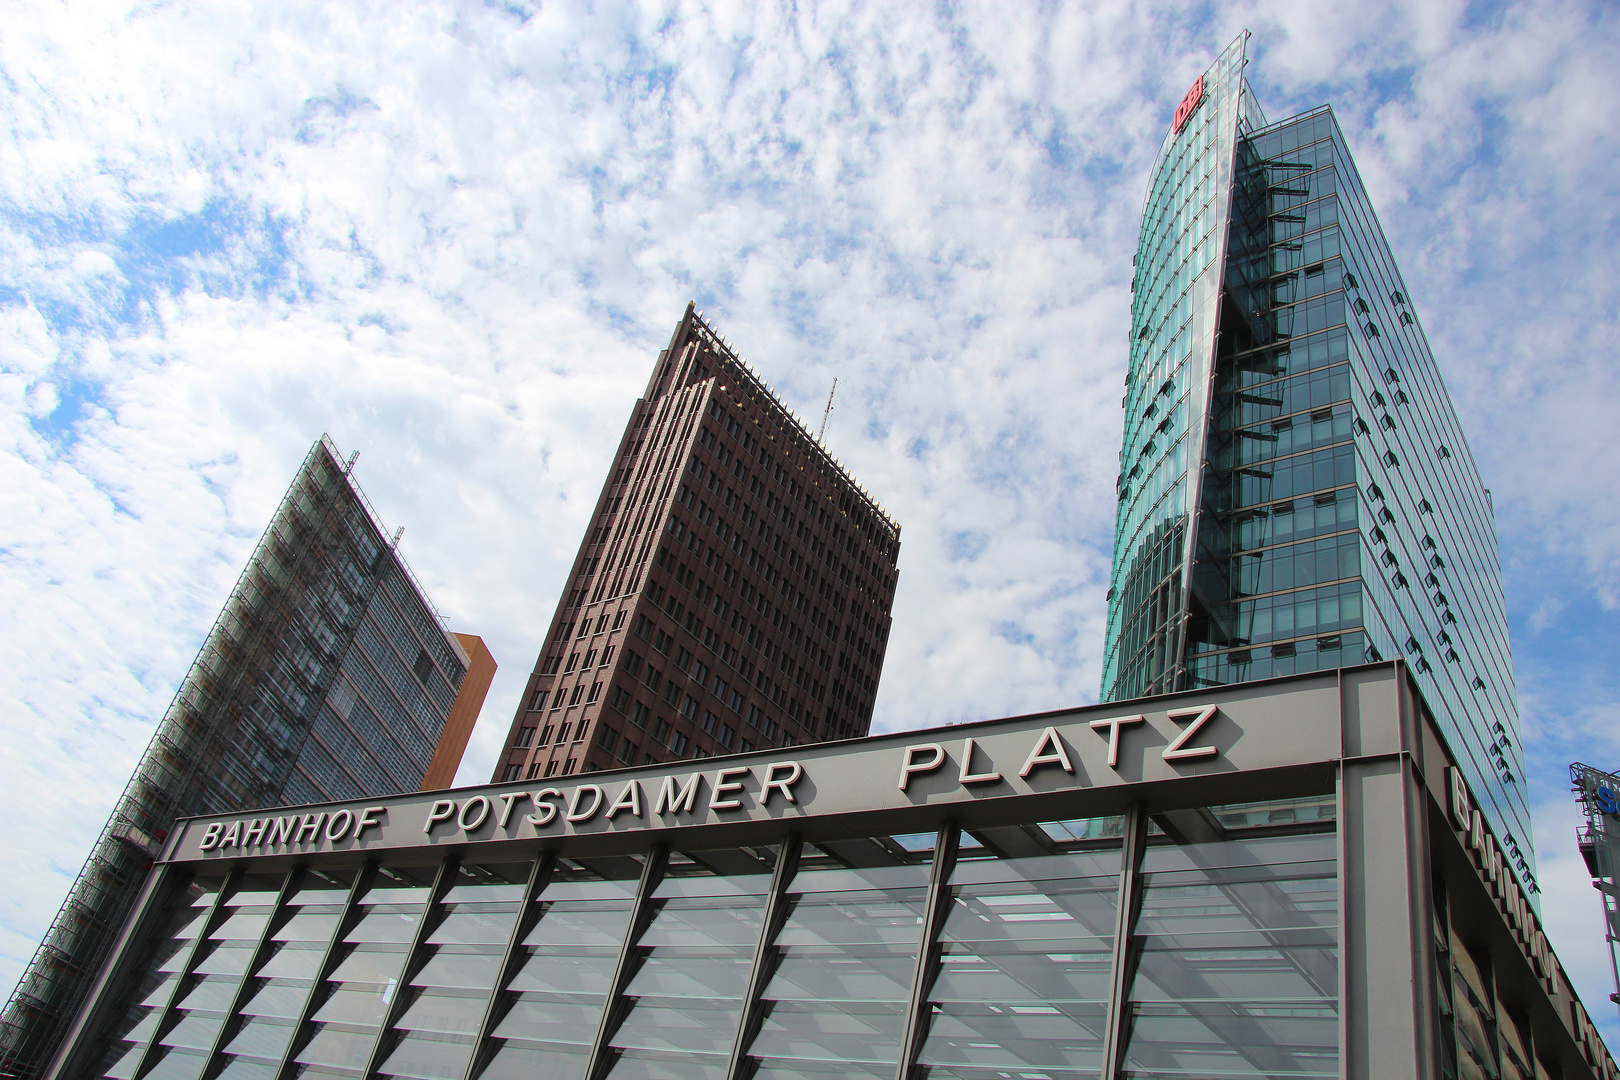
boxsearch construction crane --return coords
[819,378,838,443]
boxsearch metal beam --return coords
[360,855,460,1080]
[271,860,377,1080]
[893,821,961,1080]
[130,867,243,1080]
[198,865,307,1080]
[459,850,558,1080]
[583,843,669,1080]
[723,835,802,1080]
[1099,803,1148,1080]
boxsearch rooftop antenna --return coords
[819,378,838,444]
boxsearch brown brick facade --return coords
[491,304,901,781]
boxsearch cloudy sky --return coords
[3,0,1619,1044]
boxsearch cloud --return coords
[1,0,1618,1050]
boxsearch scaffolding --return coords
[0,438,409,1080]
[1572,761,1620,1023]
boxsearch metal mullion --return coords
[272,860,378,1080]
[361,855,460,1080]
[199,864,308,1080]
[131,866,244,1080]
[459,850,559,1080]
[893,820,961,1080]
[583,842,670,1080]
[1099,803,1149,1080]
[723,835,803,1080]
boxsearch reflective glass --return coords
[150,873,287,1080]
[214,867,357,1079]
[295,866,434,1075]
[1120,802,1338,1079]
[742,838,934,1080]
[603,847,777,1080]
[98,878,225,1080]
[916,819,1124,1080]
[377,864,526,1080]
[481,858,645,1080]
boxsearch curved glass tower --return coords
[1101,34,1533,900]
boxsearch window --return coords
[563,759,578,775]
[569,685,585,706]
[681,695,698,719]
[541,655,562,675]
[597,725,619,751]
[1379,414,1395,430]
[612,610,627,630]
[631,702,651,728]
[516,727,537,748]
[694,661,710,684]
[530,689,549,711]
[564,652,580,673]
[503,764,521,782]
[587,681,603,704]
[1438,445,1452,459]
[600,645,615,666]
[556,722,572,743]
[526,762,542,780]
[675,646,693,671]
[1419,499,1434,514]
[584,649,597,668]
[545,760,559,777]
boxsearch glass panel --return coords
[296,866,434,1074]
[378,864,526,1080]
[602,847,777,1080]
[218,867,358,1078]
[742,837,935,1080]
[96,878,226,1080]
[1120,801,1339,1080]
[154,873,289,1080]
[915,819,1124,1080]
[482,858,645,1080]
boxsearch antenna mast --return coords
[819,378,838,443]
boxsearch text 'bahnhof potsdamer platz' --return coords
[38,665,1620,1080]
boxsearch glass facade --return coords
[3,438,475,1080]
[71,798,1344,1080]
[1101,37,1530,899]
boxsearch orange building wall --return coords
[420,632,497,790]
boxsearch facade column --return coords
[272,861,377,1080]
[459,851,557,1080]
[1341,752,1435,1080]
[723,835,803,1080]
[1099,803,1148,1080]
[583,843,670,1080]
[893,820,961,1080]
[199,865,307,1080]
[131,867,243,1080]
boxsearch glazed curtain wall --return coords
[86,797,1338,1080]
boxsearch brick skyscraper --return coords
[493,305,901,779]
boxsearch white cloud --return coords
[0,0,1617,1053]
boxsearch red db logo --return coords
[1172,75,1204,134]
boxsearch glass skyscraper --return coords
[1,437,494,1080]
[1100,35,1530,896]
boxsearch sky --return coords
[3,0,1619,1048]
